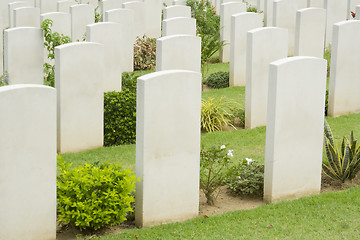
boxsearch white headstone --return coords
[162,17,196,36]
[219,2,246,62]
[135,70,201,228]
[264,56,327,203]
[100,0,123,20]
[105,8,134,72]
[70,4,94,41]
[57,0,77,13]
[307,0,324,7]
[0,84,56,240]
[245,27,288,129]
[347,0,360,19]
[156,35,201,72]
[324,0,347,47]
[8,1,30,28]
[328,20,360,117]
[80,0,98,8]
[144,0,162,38]
[229,12,263,87]
[14,7,41,27]
[40,0,57,13]
[55,42,104,153]
[297,0,307,8]
[357,5,360,19]
[273,0,298,56]
[40,12,71,36]
[4,27,44,85]
[294,7,326,58]
[257,0,265,10]
[123,1,146,38]
[163,5,191,19]
[87,22,122,92]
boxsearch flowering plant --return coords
[200,144,233,205]
[226,159,264,197]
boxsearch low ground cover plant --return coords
[322,120,360,183]
[226,158,264,196]
[57,156,137,231]
[204,71,229,89]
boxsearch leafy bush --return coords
[247,6,258,12]
[41,19,72,87]
[0,72,9,87]
[57,156,137,230]
[322,120,360,183]
[204,71,229,89]
[133,35,156,71]
[186,0,224,66]
[226,158,264,196]
[200,144,233,205]
[201,97,235,132]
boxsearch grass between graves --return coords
[85,186,360,240]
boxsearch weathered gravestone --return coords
[87,22,123,92]
[105,8,134,72]
[135,70,201,227]
[4,27,44,85]
[273,0,298,56]
[163,5,191,19]
[324,0,347,47]
[55,42,104,153]
[8,1,30,28]
[156,35,201,72]
[0,84,56,240]
[123,1,146,38]
[219,1,246,62]
[294,7,326,58]
[264,56,327,203]
[162,17,196,37]
[328,20,360,117]
[70,4,94,41]
[229,12,263,87]
[14,7,41,27]
[245,27,288,129]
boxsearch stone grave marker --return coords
[4,27,44,85]
[135,70,201,227]
[8,1,30,28]
[123,1,146,38]
[162,17,196,36]
[245,27,288,129]
[324,0,347,47]
[14,7,41,27]
[70,4,94,41]
[55,42,104,153]
[264,56,327,203]
[156,35,201,72]
[229,12,263,86]
[163,5,191,19]
[0,84,56,240]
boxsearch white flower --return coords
[227,149,234,157]
[220,145,226,149]
[245,158,254,165]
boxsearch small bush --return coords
[226,159,264,196]
[201,97,235,132]
[57,156,137,230]
[0,72,9,86]
[204,72,229,89]
[200,144,233,205]
[134,35,156,71]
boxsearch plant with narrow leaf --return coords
[322,120,360,183]
[201,97,236,132]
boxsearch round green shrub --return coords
[205,72,229,89]
[226,159,264,196]
[57,157,137,230]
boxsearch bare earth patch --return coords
[57,173,360,240]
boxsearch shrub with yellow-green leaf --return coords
[57,156,137,230]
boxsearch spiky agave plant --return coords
[322,120,360,183]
